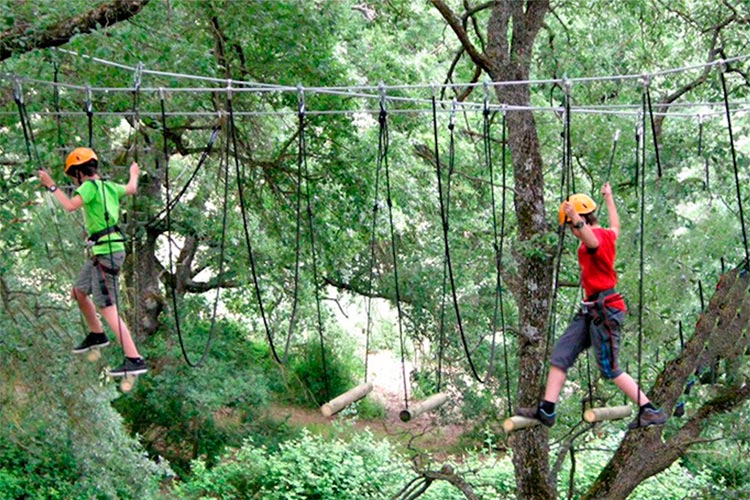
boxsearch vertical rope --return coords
[298,90,330,402]
[719,70,750,269]
[432,95,448,392]
[636,84,647,412]
[499,110,512,415]
[363,108,385,383]
[378,92,410,409]
[645,80,663,178]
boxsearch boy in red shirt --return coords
[517,183,666,429]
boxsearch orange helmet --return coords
[65,147,98,175]
[558,193,596,225]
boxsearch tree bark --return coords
[0,0,151,61]
[431,1,552,497]
[583,266,750,499]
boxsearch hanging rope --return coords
[378,89,411,409]
[163,90,226,367]
[644,79,663,178]
[86,86,94,148]
[433,99,455,392]
[636,84,647,411]
[144,125,221,228]
[540,82,573,404]
[363,96,388,385]
[431,89,502,385]
[298,88,330,401]
[719,69,750,269]
[233,86,301,365]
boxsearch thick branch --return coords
[0,0,151,61]
[430,0,491,72]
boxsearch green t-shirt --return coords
[75,179,127,255]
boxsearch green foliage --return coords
[114,314,280,477]
[284,338,358,409]
[173,427,411,500]
[0,289,170,499]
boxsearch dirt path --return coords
[268,351,466,452]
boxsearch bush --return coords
[173,426,412,500]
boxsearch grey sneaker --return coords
[109,358,148,377]
[628,408,667,429]
[516,406,556,427]
[72,332,110,353]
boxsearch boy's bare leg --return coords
[72,288,104,333]
[613,372,650,405]
[544,365,568,403]
[99,305,140,359]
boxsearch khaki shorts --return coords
[73,252,125,308]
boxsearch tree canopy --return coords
[0,1,749,499]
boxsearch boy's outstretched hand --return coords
[129,162,140,178]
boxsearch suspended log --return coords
[86,349,102,362]
[120,375,137,392]
[503,415,540,433]
[320,382,374,417]
[399,392,448,422]
[583,405,632,423]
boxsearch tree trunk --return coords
[482,2,553,498]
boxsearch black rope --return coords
[604,130,620,183]
[363,109,386,383]
[567,447,577,500]
[13,80,41,168]
[378,97,410,409]
[432,95,501,384]
[52,60,63,150]
[636,88,647,412]
[86,86,94,148]
[498,110,512,414]
[541,88,572,404]
[233,95,299,365]
[645,82,663,178]
[298,96,330,401]
[163,93,225,367]
[433,97,452,392]
[144,125,221,228]
[719,70,750,269]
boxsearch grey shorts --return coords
[74,252,125,308]
[550,305,625,379]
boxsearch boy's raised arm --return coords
[125,162,140,195]
[38,169,82,212]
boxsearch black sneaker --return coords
[109,358,148,377]
[628,408,667,429]
[516,406,556,427]
[72,332,110,353]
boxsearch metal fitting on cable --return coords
[563,75,572,95]
[133,62,143,90]
[12,78,22,104]
[225,80,232,101]
[85,85,93,114]
[449,98,457,130]
[378,81,386,113]
[483,80,490,116]
[297,84,305,116]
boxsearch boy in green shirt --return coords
[38,147,147,377]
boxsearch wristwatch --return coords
[48,185,58,193]
[572,220,584,229]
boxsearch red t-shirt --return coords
[577,227,626,311]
